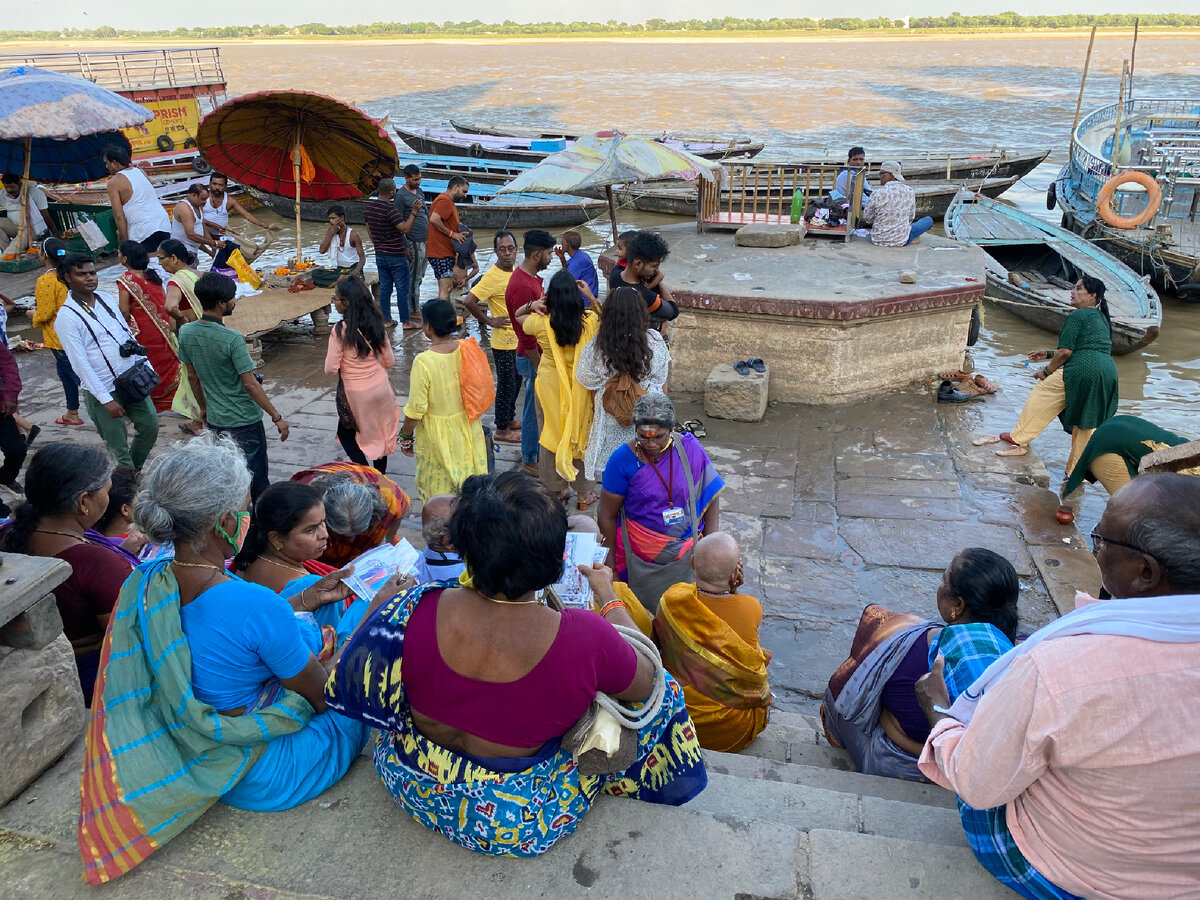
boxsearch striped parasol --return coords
[197,90,397,265]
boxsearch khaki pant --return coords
[0,216,37,257]
[538,448,594,501]
[1009,368,1093,476]
[1090,453,1133,495]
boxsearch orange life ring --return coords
[1096,171,1161,229]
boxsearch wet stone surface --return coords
[6,315,1090,718]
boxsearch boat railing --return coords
[0,47,226,92]
[698,161,863,239]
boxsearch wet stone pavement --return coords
[7,315,1098,717]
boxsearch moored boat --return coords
[448,119,766,158]
[945,190,1161,354]
[395,152,535,186]
[245,178,606,230]
[1051,98,1200,299]
[396,126,764,163]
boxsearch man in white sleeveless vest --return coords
[103,143,171,254]
[203,172,279,270]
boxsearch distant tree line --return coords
[3,13,1198,41]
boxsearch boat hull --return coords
[945,191,1161,354]
[396,127,763,162]
[246,188,606,230]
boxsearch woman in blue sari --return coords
[234,481,362,655]
[326,471,707,857]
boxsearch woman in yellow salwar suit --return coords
[653,532,772,752]
[516,270,599,509]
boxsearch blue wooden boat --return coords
[1050,98,1200,299]
[394,151,534,186]
[945,191,1161,354]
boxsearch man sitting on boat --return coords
[862,161,932,247]
[830,146,873,202]
[203,172,279,270]
[314,206,365,287]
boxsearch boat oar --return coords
[1069,27,1097,157]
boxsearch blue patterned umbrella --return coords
[0,130,131,183]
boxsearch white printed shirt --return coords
[863,180,916,247]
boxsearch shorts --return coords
[429,256,455,280]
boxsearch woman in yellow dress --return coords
[399,300,487,502]
[515,270,599,509]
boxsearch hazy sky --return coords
[13,1,1193,32]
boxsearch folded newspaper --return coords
[339,539,420,600]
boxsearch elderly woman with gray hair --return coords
[597,393,725,613]
[291,461,411,568]
[78,436,409,884]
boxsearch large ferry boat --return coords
[1052,98,1200,300]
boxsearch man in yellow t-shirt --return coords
[464,230,521,443]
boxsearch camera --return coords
[118,339,148,358]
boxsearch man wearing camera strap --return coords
[55,254,160,472]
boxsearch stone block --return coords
[0,595,64,651]
[0,633,86,806]
[899,270,917,284]
[734,223,804,248]
[705,363,769,422]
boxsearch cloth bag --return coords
[456,337,494,422]
[602,372,646,427]
[620,437,698,614]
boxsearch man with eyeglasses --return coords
[914,473,1200,899]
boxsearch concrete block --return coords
[735,223,804,248]
[705,363,769,422]
[0,595,64,651]
[0,633,86,806]
[805,829,1016,899]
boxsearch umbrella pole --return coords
[14,138,31,256]
[606,185,619,245]
[292,146,303,268]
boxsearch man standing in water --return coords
[104,143,171,254]
[426,175,469,301]
[394,164,428,320]
[505,229,555,475]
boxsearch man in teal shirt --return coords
[178,273,290,499]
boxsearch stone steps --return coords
[741,709,859,771]
[0,733,1010,900]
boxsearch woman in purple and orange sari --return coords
[598,393,724,614]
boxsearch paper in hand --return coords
[340,539,420,600]
[547,532,600,610]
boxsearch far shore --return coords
[3,28,1200,50]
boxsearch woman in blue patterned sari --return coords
[326,470,707,857]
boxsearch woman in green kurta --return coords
[974,276,1119,522]
[1061,415,1193,499]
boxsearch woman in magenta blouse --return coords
[326,470,708,856]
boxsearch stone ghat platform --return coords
[614,224,986,405]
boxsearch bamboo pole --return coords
[291,139,303,268]
[13,137,32,256]
[1129,19,1139,96]
[1112,60,1129,170]
[1068,27,1097,156]
[605,185,619,245]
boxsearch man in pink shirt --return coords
[916,473,1200,900]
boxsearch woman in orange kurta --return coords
[326,276,399,473]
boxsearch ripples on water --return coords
[82,36,1200,443]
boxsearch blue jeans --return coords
[52,349,80,411]
[375,253,411,323]
[515,353,538,465]
[906,217,934,245]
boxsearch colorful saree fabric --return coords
[325,581,708,857]
[118,271,180,413]
[77,559,314,884]
[821,604,936,781]
[291,462,411,567]
[654,583,771,752]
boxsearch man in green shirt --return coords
[178,273,290,500]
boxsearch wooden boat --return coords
[395,152,534,187]
[245,178,606,230]
[782,150,1050,184]
[945,191,1161,355]
[396,127,764,163]
[611,175,1021,220]
[448,119,765,158]
[1052,98,1200,299]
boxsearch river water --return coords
[42,36,1200,441]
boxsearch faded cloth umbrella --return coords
[497,131,725,242]
[0,65,151,250]
[197,91,397,265]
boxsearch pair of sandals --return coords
[972,432,1027,457]
[674,419,707,438]
[733,358,766,376]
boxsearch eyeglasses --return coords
[1090,530,1151,557]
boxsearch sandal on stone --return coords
[55,415,85,426]
[996,445,1028,457]
[747,358,766,373]
[733,360,751,376]
[972,434,1001,446]
[576,490,598,511]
